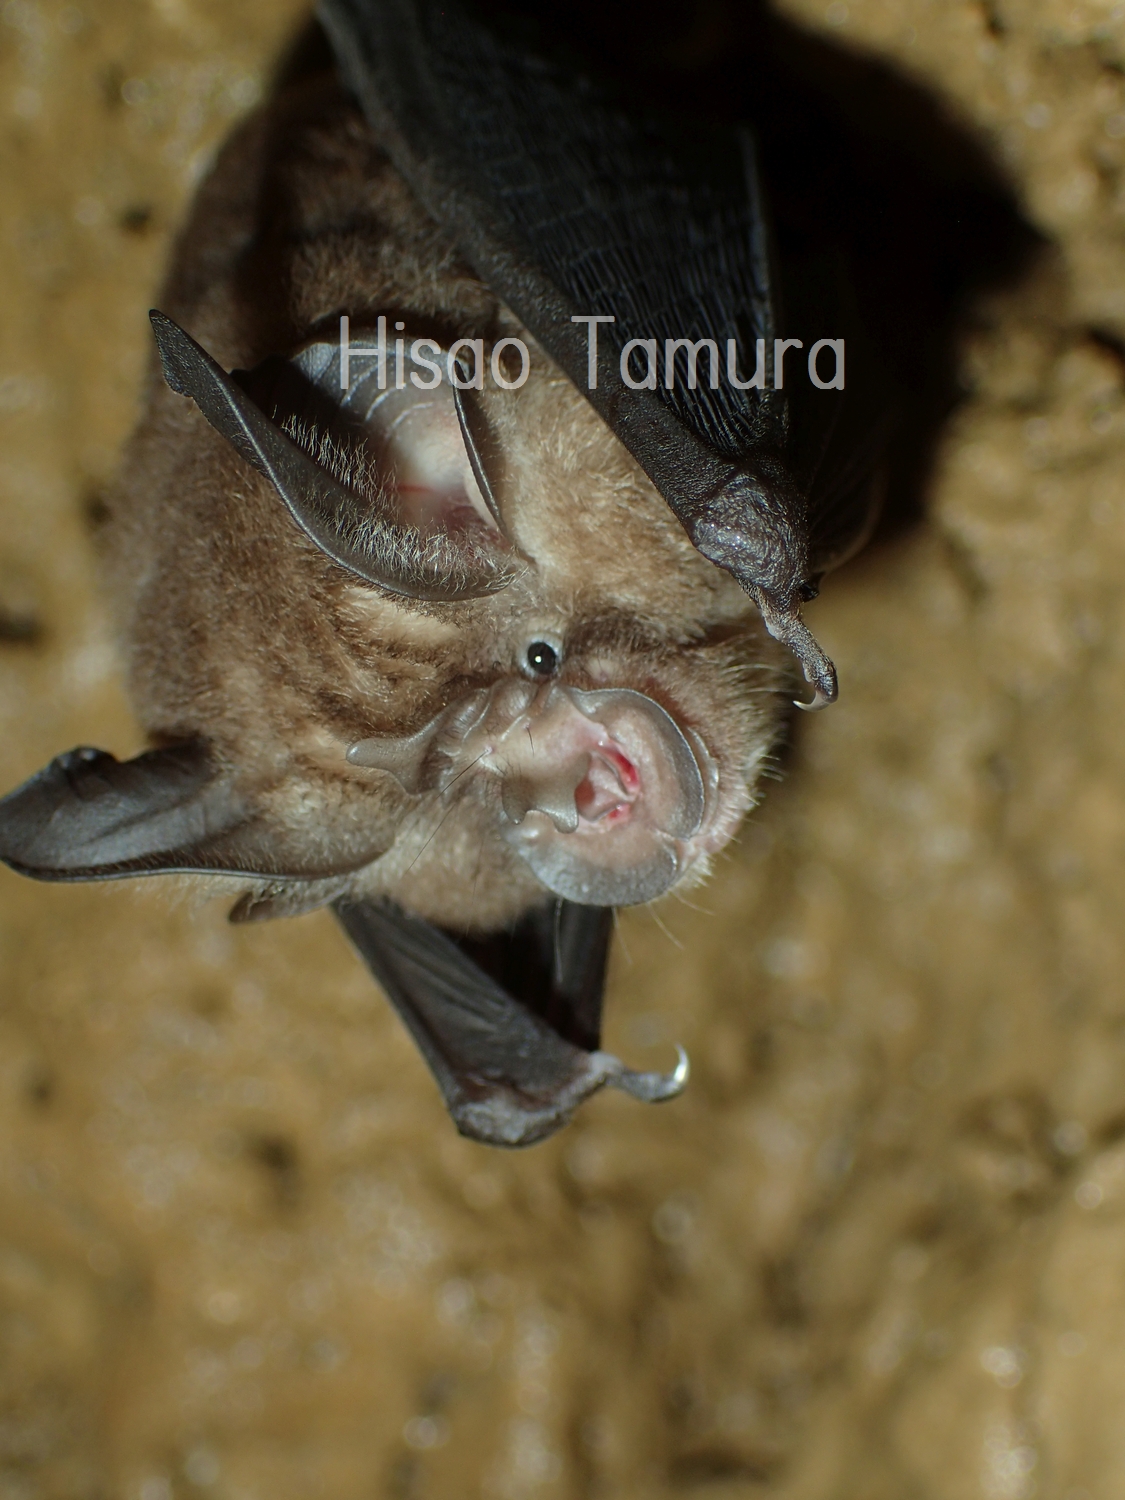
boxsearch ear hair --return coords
[0,742,382,883]
[149,310,516,602]
[280,413,507,599]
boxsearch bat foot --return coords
[334,899,688,1150]
[745,588,838,709]
[606,1044,690,1103]
[447,1046,689,1149]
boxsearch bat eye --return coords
[525,641,559,677]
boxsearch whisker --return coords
[611,906,633,967]
[403,797,462,876]
[648,906,685,951]
[441,750,487,792]
[672,892,715,917]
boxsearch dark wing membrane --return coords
[321,0,735,504]
[455,900,612,1054]
[0,744,241,880]
[319,0,754,503]
[778,252,894,578]
[319,0,894,702]
[394,9,783,461]
[334,898,686,1147]
[0,743,387,882]
[798,391,890,578]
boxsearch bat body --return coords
[0,4,887,1145]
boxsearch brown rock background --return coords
[1,1,1123,1497]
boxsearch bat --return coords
[0,0,889,1147]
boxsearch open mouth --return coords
[471,683,710,906]
[347,678,718,907]
[575,744,641,827]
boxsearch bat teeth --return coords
[570,688,706,839]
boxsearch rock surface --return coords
[1,2,1123,1498]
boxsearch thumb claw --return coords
[793,684,832,712]
[747,587,839,709]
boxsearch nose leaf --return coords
[347,680,712,908]
[346,717,445,793]
[494,686,710,906]
[499,753,589,834]
[500,777,531,826]
[530,756,588,834]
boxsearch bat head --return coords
[349,680,713,906]
[0,82,785,933]
[0,313,778,927]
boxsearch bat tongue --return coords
[463,684,707,906]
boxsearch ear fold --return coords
[451,380,506,532]
[0,742,382,883]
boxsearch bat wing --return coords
[333,897,687,1147]
[0,742,386,882]
[776,248,894,582]
[319,0,890,702]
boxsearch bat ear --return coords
[0,742,378,883]
[452,379,507,532]
[149,311,516,602]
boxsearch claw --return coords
[607,1043,690,1103]
[747,586,838,710]
[793,684,832,712]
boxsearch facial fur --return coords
[102,73,787,932]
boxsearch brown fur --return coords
[104,74,787,933]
